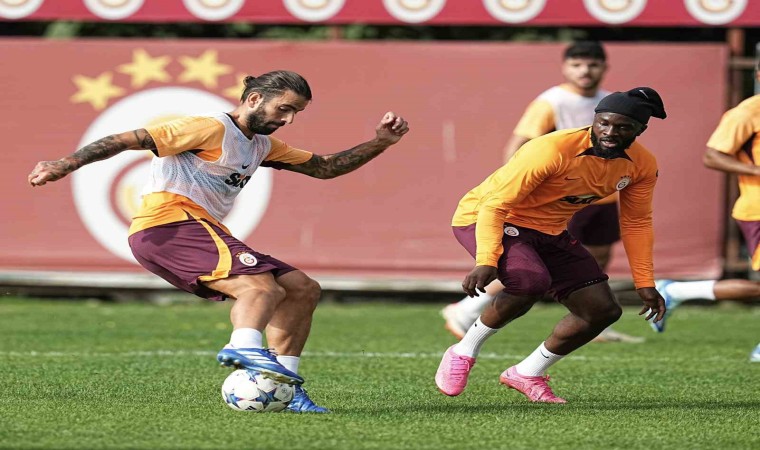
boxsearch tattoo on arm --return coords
[66,134,132,171]
[133,129,157,150]
[278,142,387,179]
[31,129,152,184]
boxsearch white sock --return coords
[663,280,717,301]
[453,317,498,357]
[514,342,564,377]
[277,355,300,374]
[229,328,263,349]
[456,292,495,325]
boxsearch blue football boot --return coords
[217,346,304,385]
[650,279,679,333]
[750,343,760,363]
[287,386,330,413]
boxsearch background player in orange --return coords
[435,88,667,403]
[28,70,410,411]
[441,41,642,343]
[649,63,760,361]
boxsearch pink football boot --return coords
[435,345,476,396]
[499,366,566,403]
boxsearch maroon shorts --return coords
[453,223,608,301]
[735,219,760,271]
[567,202,620,246]
[128,219,297,301]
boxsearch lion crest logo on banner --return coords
[69,48,272,263]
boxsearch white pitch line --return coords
[0,349,732,363]
[0,350,215,358]
[0,349,537,360]
[0,350,558,360]
[311,350,537,360]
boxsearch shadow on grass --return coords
[574,400,760,411]
[339,399,760,415]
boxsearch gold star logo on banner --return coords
[70,49,239,110]
[117,49,172,88]
[178,50,233,89]
[222,73,247,100]
[70,72,126,110]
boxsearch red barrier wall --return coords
[2,0,759,26]
[2,40,727,280]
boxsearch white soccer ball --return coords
[221,369,295,412]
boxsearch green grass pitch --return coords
[0,297,757,449]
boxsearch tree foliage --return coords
[0,21,732,45]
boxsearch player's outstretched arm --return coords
[637,287,666,323]
[278,112,408,179]
[462,265,498,297]
[29,129,156,186]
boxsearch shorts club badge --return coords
[237,252,258,267]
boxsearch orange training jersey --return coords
[128,114,312,235]
[452,127,658,288]
[706,94,760,221]
[512,84,616,205]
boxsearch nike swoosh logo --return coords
[241,164,251,169]
[539,350,550,359]
[564,176,581,181]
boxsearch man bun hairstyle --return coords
[240,70,312,103]
[564,41,607,62]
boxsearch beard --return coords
[245,109,280,135]
[590,131,637,158]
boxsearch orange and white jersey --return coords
[513,84,611,139]
[452,127,658,288]
[706,94,760,221]
[513,84,616,205]
[128,114,312,235]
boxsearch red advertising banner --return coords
[0,0,758,26]
[2,39,726,281]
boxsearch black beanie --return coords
[594,87,667,124]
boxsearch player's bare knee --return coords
[238,284,287,304]
[591,302,622,326]
[300,277,322,310]
[493,292,540,316]
[284,276,322,310]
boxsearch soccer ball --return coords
[221,369,295,412]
